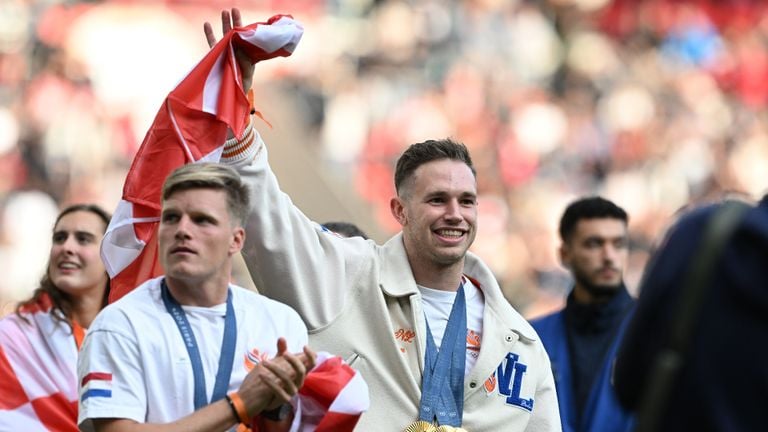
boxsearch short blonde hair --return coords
[162,163,250,225]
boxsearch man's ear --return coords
[390,197,407,227]
[230,226,245,256]
[558,243,569,268]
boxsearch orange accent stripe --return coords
[222,130,256,158]
[72,320,85,351]
[247,88,273,129]
[229,391,251,425]
[222,131,254,156]
[247,89,255,110]
[253,110,273,129]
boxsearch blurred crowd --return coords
[1,0,767,317]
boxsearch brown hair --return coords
[394,139,476,198]
[16,204,111,325]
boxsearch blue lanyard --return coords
[418,283,467,426]
[161,279,237,410]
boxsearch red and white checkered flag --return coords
[0,297,80,431]
[101,15,303,302]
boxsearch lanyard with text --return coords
[418,283,467,427]
[161,279,237,410]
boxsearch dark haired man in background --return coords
[531,196,634,432]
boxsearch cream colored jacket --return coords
[235,139,561,431]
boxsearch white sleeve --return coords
[77,313,147,426]
[236,132,373,330]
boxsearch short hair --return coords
[162,163,250,226]
[394,139,476,197]
[559,196,628,242]
[322,221,369,239]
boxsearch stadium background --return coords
[1,0,766,318]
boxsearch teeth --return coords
[437,229,463,238]
[59,263,78,269]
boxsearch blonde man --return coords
[78,163,315,432]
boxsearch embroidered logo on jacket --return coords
[395,328,416,343]
[467,329,482,359]
[483,352,534,411]
[395,328,416,353]
[244,348,269,372]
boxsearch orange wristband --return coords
[227,391,251,425]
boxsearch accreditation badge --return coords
[403,421,468,432]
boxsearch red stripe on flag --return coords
[81,372,112,386]
[315,412,363,432]
[31,392,78,432]
[0,345,29,409]
[108,225,162,303]
[16,293,53,314]
[299,357,356,410]
[103,15,303,302]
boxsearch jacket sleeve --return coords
[233,132,373,330]
[526,343,563,432]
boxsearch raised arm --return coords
[205,8,374,329]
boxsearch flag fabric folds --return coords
[98,14,369,431]
[101,14,304,302]
[0,296,80,432]
[296,352,370,432]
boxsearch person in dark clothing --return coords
[531,196,635,432]
[614,196,768,431]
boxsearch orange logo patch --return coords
[243,348,269,372]
[466,329,481,352]
[484,372,497,393]
[395,328,416,343]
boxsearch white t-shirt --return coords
[77,277,308,429]
[417,276,485,376]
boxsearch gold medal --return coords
[403,421,437,432]
[402,421,468,432]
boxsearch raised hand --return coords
[203,8,255,92]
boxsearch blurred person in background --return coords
[321,221,369,239]
[614,195,768,431]
[5,0,768,322]
[0,203,111,431]
[531,197,635,432]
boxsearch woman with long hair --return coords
[0,203,111,431]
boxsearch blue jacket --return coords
[532,310,635,432]
[614,197,768,430]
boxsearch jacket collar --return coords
[379,232,538,341]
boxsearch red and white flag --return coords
[0,296,81,431]
[101,15,303,302]
[297,352,370,431]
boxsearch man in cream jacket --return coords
[211,9,561,431]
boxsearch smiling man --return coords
[77,163,315,432]
[531,197,635,432]
[223,127,560,430]
[205,10,560,429]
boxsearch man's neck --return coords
[572,283,622,305]
[410,259,465,292]
[165,276,229,307]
